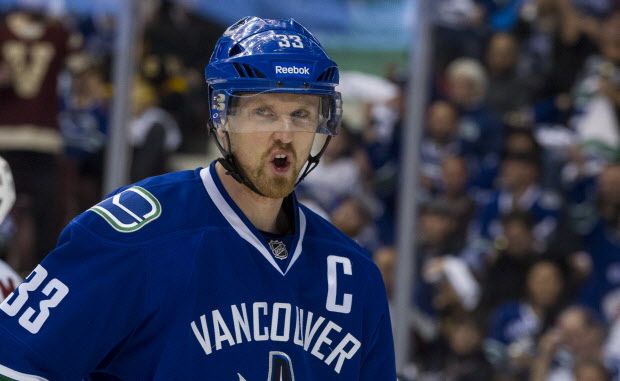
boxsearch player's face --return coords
[227,93,318,198]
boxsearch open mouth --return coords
[271,153,291,173]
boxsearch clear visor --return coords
[211,89,341,135]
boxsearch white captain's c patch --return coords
[89,186,162,233]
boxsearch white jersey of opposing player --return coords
[0,259,21,302]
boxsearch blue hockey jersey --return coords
[0,162,396,380]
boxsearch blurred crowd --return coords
[308,0,620,380]
[0,0,619,380]
[0,0,222,275]
[377,0,619,380]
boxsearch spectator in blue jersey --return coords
[473,148,562,257]
[419,101,462,193]
[469,128,542,201]
[434,155,476,244]
[413,201,461,324]
[444,58,503,164]
[573,164,620,322]
[0,17,396,380]
[486,259,566,378]
[413,201,480,337]
[59,54,108,214]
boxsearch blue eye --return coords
[292,109,309,118]
[254,107,274,117]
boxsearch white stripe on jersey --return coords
[0,363,48,381]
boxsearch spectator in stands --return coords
[420,101,462,193]
[431,0,487,73]
[572,163,620,321]
[486,259,566,377]
[574,360,613,381]
[571,11,620,163]
[485,32,534,123]
[520,0,600,126]
[128,78,181,182]
[470,128,542,197]
[479,211,540,315]
[142,0,222,153]
[542,0,600,99]
[414,201,480,339]
[330,195,381,252]
[418,314,494,380]
[444,58,503,163]
[474,148,561,255]
[418,200,462,258]
[374,246,396,302]
[435,155,475,244]
[412,201,460,321]
[531,306,608,381]
[0,6,81,273]
[442,315,494,381]
[59,53,108,213]
[299,125,369,211]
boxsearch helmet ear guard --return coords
[205,16,342,196]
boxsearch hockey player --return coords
[0,17,396,380]
[0,156,21,302]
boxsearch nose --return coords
[271,118,294,143]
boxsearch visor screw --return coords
[303,82,310,88]
[276,81,284,87]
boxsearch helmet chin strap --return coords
[295,135,331,186]
[210,124,267,197]
[209,123,331,198]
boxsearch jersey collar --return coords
[200,162,306,276]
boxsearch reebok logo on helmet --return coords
[273,63,311,77]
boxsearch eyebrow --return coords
[245,100,318,111]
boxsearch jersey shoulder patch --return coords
[89,186,162,233]
[77,169,207,244]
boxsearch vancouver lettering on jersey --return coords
[190,301,361,374]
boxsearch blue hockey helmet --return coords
[206,16,341,135]
[205,17,342,195]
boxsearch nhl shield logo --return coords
[268,240,288,260]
